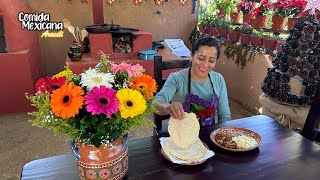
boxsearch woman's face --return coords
[190,45,217,81]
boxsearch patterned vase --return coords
[70,134,129,180]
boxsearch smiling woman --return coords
[154,36,231,126]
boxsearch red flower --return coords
[36,77,66,94]
[196,106,215,120]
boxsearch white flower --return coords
[273,50,278,54]
[80,68,115,91]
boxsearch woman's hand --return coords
[166,102,186,120]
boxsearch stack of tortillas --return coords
[163,112,207,162]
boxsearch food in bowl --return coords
[215,133,257,149]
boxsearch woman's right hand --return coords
[166,102,186,120]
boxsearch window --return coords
[0,16,7,53]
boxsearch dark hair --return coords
[191,36,220,59]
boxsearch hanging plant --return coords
[133,0,143,5]
[106,0,116,6]
[155,0,164,5]
[179,0,188,6]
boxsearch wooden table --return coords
[21,115,320,180]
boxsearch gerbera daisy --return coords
[36,77,66,94]
[80,68,114,91]
[111,62,131,75]
[131,75,157,100]
[127,64,144,78]
[50,82,84,119]
[116,88,146,119]
[84,86,119,117]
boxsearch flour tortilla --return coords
[163,138,206,162]
[168,112,200,148]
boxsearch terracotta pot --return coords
[241,34,252,45]
[262,38,278,51]
[276,40,285,51]
[288,17,298,30]
[219,8,225,17]
[231,12,241,24]
[254,15,270,28]
[210,26,218,37]
[70,134,129,180]
[198,25,204,33]
[217,28,229,39]
[243,13,252,24]
[228,30,241,43]
[272,16,288,30]
[251,35,263,48]
[203,25,210,34]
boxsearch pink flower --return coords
[99,169,111,179]
[84,86,119,118]
[127,64,144,78]
[111,62,131,74]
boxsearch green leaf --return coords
[92,135,102,148]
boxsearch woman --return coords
[154,36,231,126]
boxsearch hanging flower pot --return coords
[272,16,288,30]
[251,35,263,48]
[287,17,298,30]
[262,37,278,51]
[210,26,218,37]
[243,13,252,24]
[228,30,241,43]
[71,134,129,180]
[231,12,241,24]
[241,34,252,45]
[254,15,270,28]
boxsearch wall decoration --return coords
[192,0,197,14]
[106,0,116,6]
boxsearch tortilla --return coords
[163,138,206,162]
[168,112,200,148]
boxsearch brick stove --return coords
[87,25,152,59]
[87,0,152,59]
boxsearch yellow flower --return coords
[53,69,73,79]
[116,88,146,119]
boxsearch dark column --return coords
[92,0,104,24]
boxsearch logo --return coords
[18,12,64,38]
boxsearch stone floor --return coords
[0,98,256,180]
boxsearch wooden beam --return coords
[92,0,104,24]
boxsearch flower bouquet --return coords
[26,52,157,179]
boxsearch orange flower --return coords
[50,82,85,119]
[131,75,157,100]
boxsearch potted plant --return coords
[217,20,232,40]
[26,53,157,180]
[251,29,264,48]
[230,0,242,23]
[240,22,254,45]
[228,25,241,43]
[271,0,290,30]
[252,0,272,28]
[198,13,214,34]
[262,33,278,51]
[237,0,256,24]
[285,0,307,30]
[210,18,220,37]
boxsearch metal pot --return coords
[139,50,157,60]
